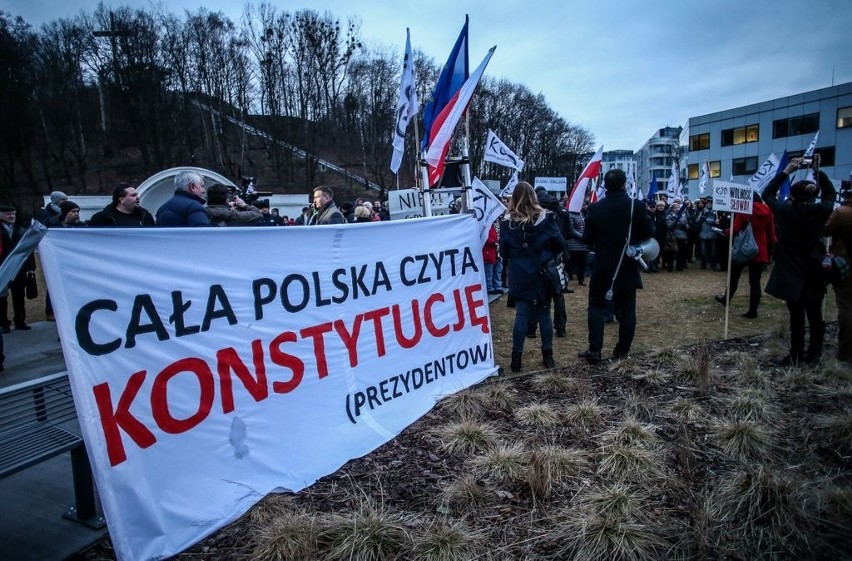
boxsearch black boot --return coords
[542,349,555,369]
[511,352,522,373]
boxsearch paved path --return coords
[1,321,107,560]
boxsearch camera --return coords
[800,158,813,167]
[227,176,272,205]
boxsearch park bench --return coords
[0,371,104,528]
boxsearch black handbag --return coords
[25,270,38,300]
[518,227,563,296]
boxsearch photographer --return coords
[205,184,263,226]
[763,154,835,366]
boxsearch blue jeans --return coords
[513,298,552,354]
[484,263,496,291]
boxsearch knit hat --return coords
[50,191,68,205]
[59,200,80,222]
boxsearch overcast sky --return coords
[4,0,851,151]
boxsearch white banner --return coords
[471,177,507,246]
[483,130,524,171]
[39,218,496,561]
[387,188,457,219]
[534,176,567,192]
[712,180,754,214]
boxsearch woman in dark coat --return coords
[499,182,564,372]
[763,155,836,365]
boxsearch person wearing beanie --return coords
[58,200,82,227]
[763,154,836,366]
[90,183,155,228]
[35,191,68,226]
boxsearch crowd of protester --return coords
[2,162,851,374]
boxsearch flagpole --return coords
[461,111,472,213]
[724,227,733,340]
[413,120,421,190]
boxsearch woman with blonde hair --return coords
[499,182,565,372]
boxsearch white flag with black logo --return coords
[390,29,419,174]
[484,130,524,171]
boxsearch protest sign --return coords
[713,180,753,214]
[39,216,496,561]
[534,177,567,192]
[387,188,456,219]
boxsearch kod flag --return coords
[38,218,497,561]
[471,177,507,246]
[698,161,710,194]
[748,153,779,194]
[483,130,524,171]
[499,170,519,198]
[390,29,419,174]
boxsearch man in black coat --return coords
[578,169,655,363]
[763,155,835,365]
[90,184,155,228]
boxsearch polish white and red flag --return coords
[425,46,496,186]
[566,146,603,212]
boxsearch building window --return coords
[838,107,852,128]
[709,161,721,178]
[688,164,699,180]
[689,133,709,150]
[773,113,819,138]
[732,156,758,176]
[721,124,759,146]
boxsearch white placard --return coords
[713,180,754,214]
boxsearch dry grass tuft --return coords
[648,344,682,365]
[779,366,815,390]
[469,443,528,484]
[317,500,410,561]
[629,368,668,386]
[550,483,667,560]
[682,341,712,394]
[705,466,814,557]
[409,519,483,561]
[819,359,852,385]
[768,321,789,341]
[729,388,774,422]
[434,420,498,455]
[537,444,590,482]
[811,412,852,451]
[251,511,318,561]
[624,390,655,421]
[597,441,665,484]
[248,493,300,526]
[515,402,560,428]
[734,353,771,388]
[527,447,554,502]
[565,398,606,432]
[712,418,773,461]
[533,370,581,394]
[603,417,659,447]
[477,381,516,410]
[439,474,489,512]
[438,389,486,420]
[669,397,703,422]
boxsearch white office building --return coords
[635,126,682,196]
[685,81,852,199]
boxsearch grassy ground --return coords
[488,265,838,373]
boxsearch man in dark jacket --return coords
[90,184,156,227]
[156,171,210,227]
[578,169,655,363]
[763,155,835,365]
[309,186,346,225]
